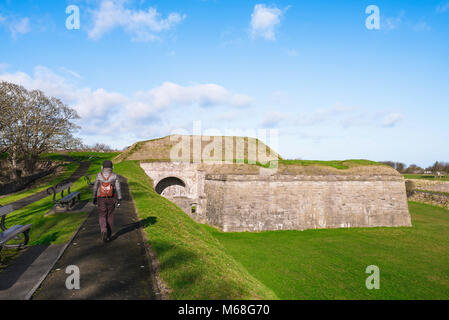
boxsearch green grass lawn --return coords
[404,174,449,181]
[1,174,90,266]
[0,162,79,206]
[207,202,449,300]
[114,160,277,300]
[279,159,382,169]
[0,152,119,266]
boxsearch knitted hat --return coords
[103,160,113,169]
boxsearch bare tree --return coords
[432,161,449,179]
[91,143,113,152]
[380,161,407,173]
[395,162,406,173]
[0,81,82,179]
[405,164,423,174]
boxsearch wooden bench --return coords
[0,205,32,262]
[47,182,81,211]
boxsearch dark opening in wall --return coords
[155,177,186,195]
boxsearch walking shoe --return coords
[101,232,108,243]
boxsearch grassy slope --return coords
[115,135,281,163]
[208,202,449,299]
[114,160,278,300]
[0,162,79,206]
[404,174,449,181]
[1,152,119,264]
[279,159,382,170]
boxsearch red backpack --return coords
[99,173,114,197]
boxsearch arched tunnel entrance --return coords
[140,163,206,222]
[155,177,187,196]
[155,177,198,216]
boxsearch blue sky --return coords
[1,0,448,166]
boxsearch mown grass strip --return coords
[0,162,79,206]
[279,159,381,169]
[404,174,449,181]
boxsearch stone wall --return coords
[140,162,203,199]
[141,162,411,232]
[204,180,225,228]
[407,179,449,193]
[408,190,449,210]
[0,168,54,196]
[204,174,411,232]
[140,162,207,221]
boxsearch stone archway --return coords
[155,177,187,197]
[141,162,205,221]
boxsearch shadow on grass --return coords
[152,239,243,299]
[110,216,157,241]
[152,239,203,295]
[32,232,60,245]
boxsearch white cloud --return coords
[88,0,186,41]
[436,3,449,13]
[133,82,252,117]
[296,105,358,127]
[261,111,288,128]
[250,4,286,40]
[383,11,404,30]
[0,66,125,119]
[259,105,357,128]
[10,17,31,37]
[0,66,253,147]
[382,11,433,32]
[260,105,404,129]
[76,88,128,118]
[215,112,242,122]
[413,21,431,32]
[285,48,298,57]
[382,113,403,127]
[0,63,10,72]
[60,67,82,79]
[0,66,75,101]
[0,14,31,39]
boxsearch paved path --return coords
[0,244,65,300]
[33,176,157,300]
[8,161,90,211]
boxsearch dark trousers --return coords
[97,197,116,235]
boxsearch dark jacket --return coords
[92,168,122,200]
